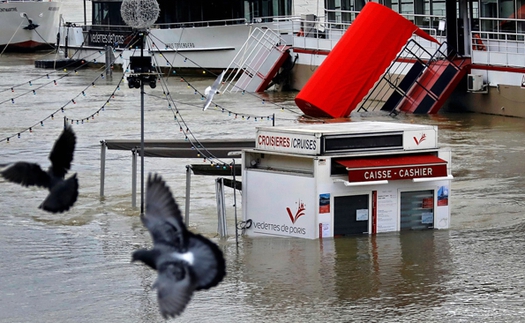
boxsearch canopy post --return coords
[184,165,191,224]
[232,159,239,245]
[216,178,228,238]
[132,148,137,208]
[100,140,106,197]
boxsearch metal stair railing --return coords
[357,40,466,115]
[220,27,288,93]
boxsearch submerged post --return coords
[140,71,145,215]
[100,141,106,197]
[216,178,228,238]
[105,46,113,79]
[232,159,239,245]
[132,148,137,208]
[185,165,191,224]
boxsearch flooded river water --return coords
[1,49,525,323]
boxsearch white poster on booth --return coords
[434,206,450,229]
[321,222,330,237]
[356,209,369,221]
[376,189,398,232]
[245,170,316,238]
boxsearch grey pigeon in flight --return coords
[132,173,226,319]
[1,125,78,213]
[202,70,225,111]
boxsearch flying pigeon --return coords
[132,173,226,319]
[202,70,225,111]
[1,125,78,213]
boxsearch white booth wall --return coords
[243,154,451,239]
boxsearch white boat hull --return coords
[0,1,61,51]
[59,21,295,70]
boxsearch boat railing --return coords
[471,22,525,67]
[3,0,52,2]
[321,9,446,36]
[292,10,446,52]
[398,13,446,34]
[292,15,350,51]
[84,24,132,32]
[154,18,248,29]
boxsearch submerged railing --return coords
[357,40,467,114]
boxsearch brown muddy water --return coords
[1,52,525,323]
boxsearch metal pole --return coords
[140,31,145,215]
[105,46,113,79]
[100,141,106,197]
[185,165,191,224]
[132,149,137,208]
[216,178,227,238]
[216,179,221,236]
[272,113,275,126]
[232,159,239,245]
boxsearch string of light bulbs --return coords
[0,55,120,143]
[0,50,103,96]
[147,49,232,166]
[147,32,325,123]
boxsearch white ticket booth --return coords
[241,121,452,239]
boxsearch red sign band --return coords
[348,164,448,182]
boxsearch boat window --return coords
[92,1,126,26]
[478,0,525,35]
[154,0,291,27]
[382,0,447,33]
[244,0,291,22]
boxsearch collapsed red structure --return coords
[295,2,439,118]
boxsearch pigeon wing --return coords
[49,126,76,179]
[1,162,51,188]
[187,232,226,290]
[39,174,79,213]
[154,261,196,319]
[143,173,186,246]
[202,70,225,111]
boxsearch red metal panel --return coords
[255,46,291,92]
[294,2,439,118]
[336,155,448,182]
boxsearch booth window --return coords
[400,190,434,230]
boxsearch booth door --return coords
[334,194,369,236]
[400,190,435,230]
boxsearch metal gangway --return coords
[358,40,469,115]
[221,27,291,93]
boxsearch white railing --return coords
[471,30,525,67]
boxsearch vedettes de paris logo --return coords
[286,200,306,224]
[413,133,426,145]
